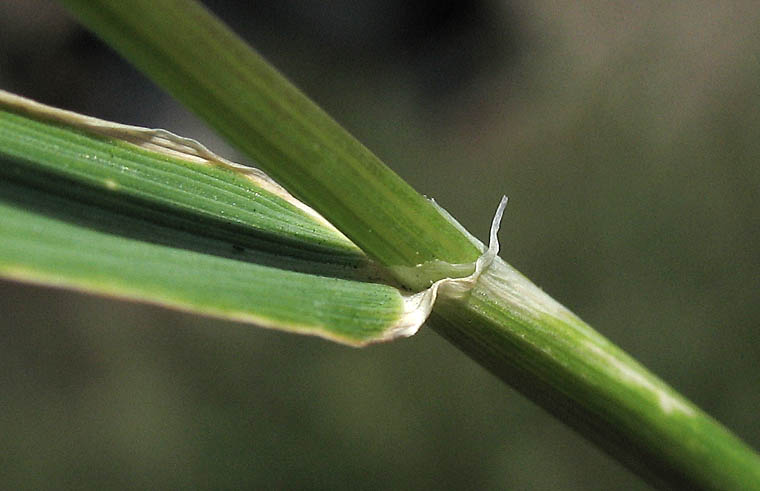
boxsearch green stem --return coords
[58,0,760,487]
[57,0,479,272]
[432,258,760,489]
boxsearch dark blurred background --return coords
[1,1,759,489]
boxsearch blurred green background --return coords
[1,1,759,489]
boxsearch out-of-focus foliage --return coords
[1,1,757,489]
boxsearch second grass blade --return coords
[0,94,410,346]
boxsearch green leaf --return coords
[0,93,410,346]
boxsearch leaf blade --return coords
[0,94,408,345]
[0,191,404,345]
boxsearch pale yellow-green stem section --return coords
[432,258,760,489]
